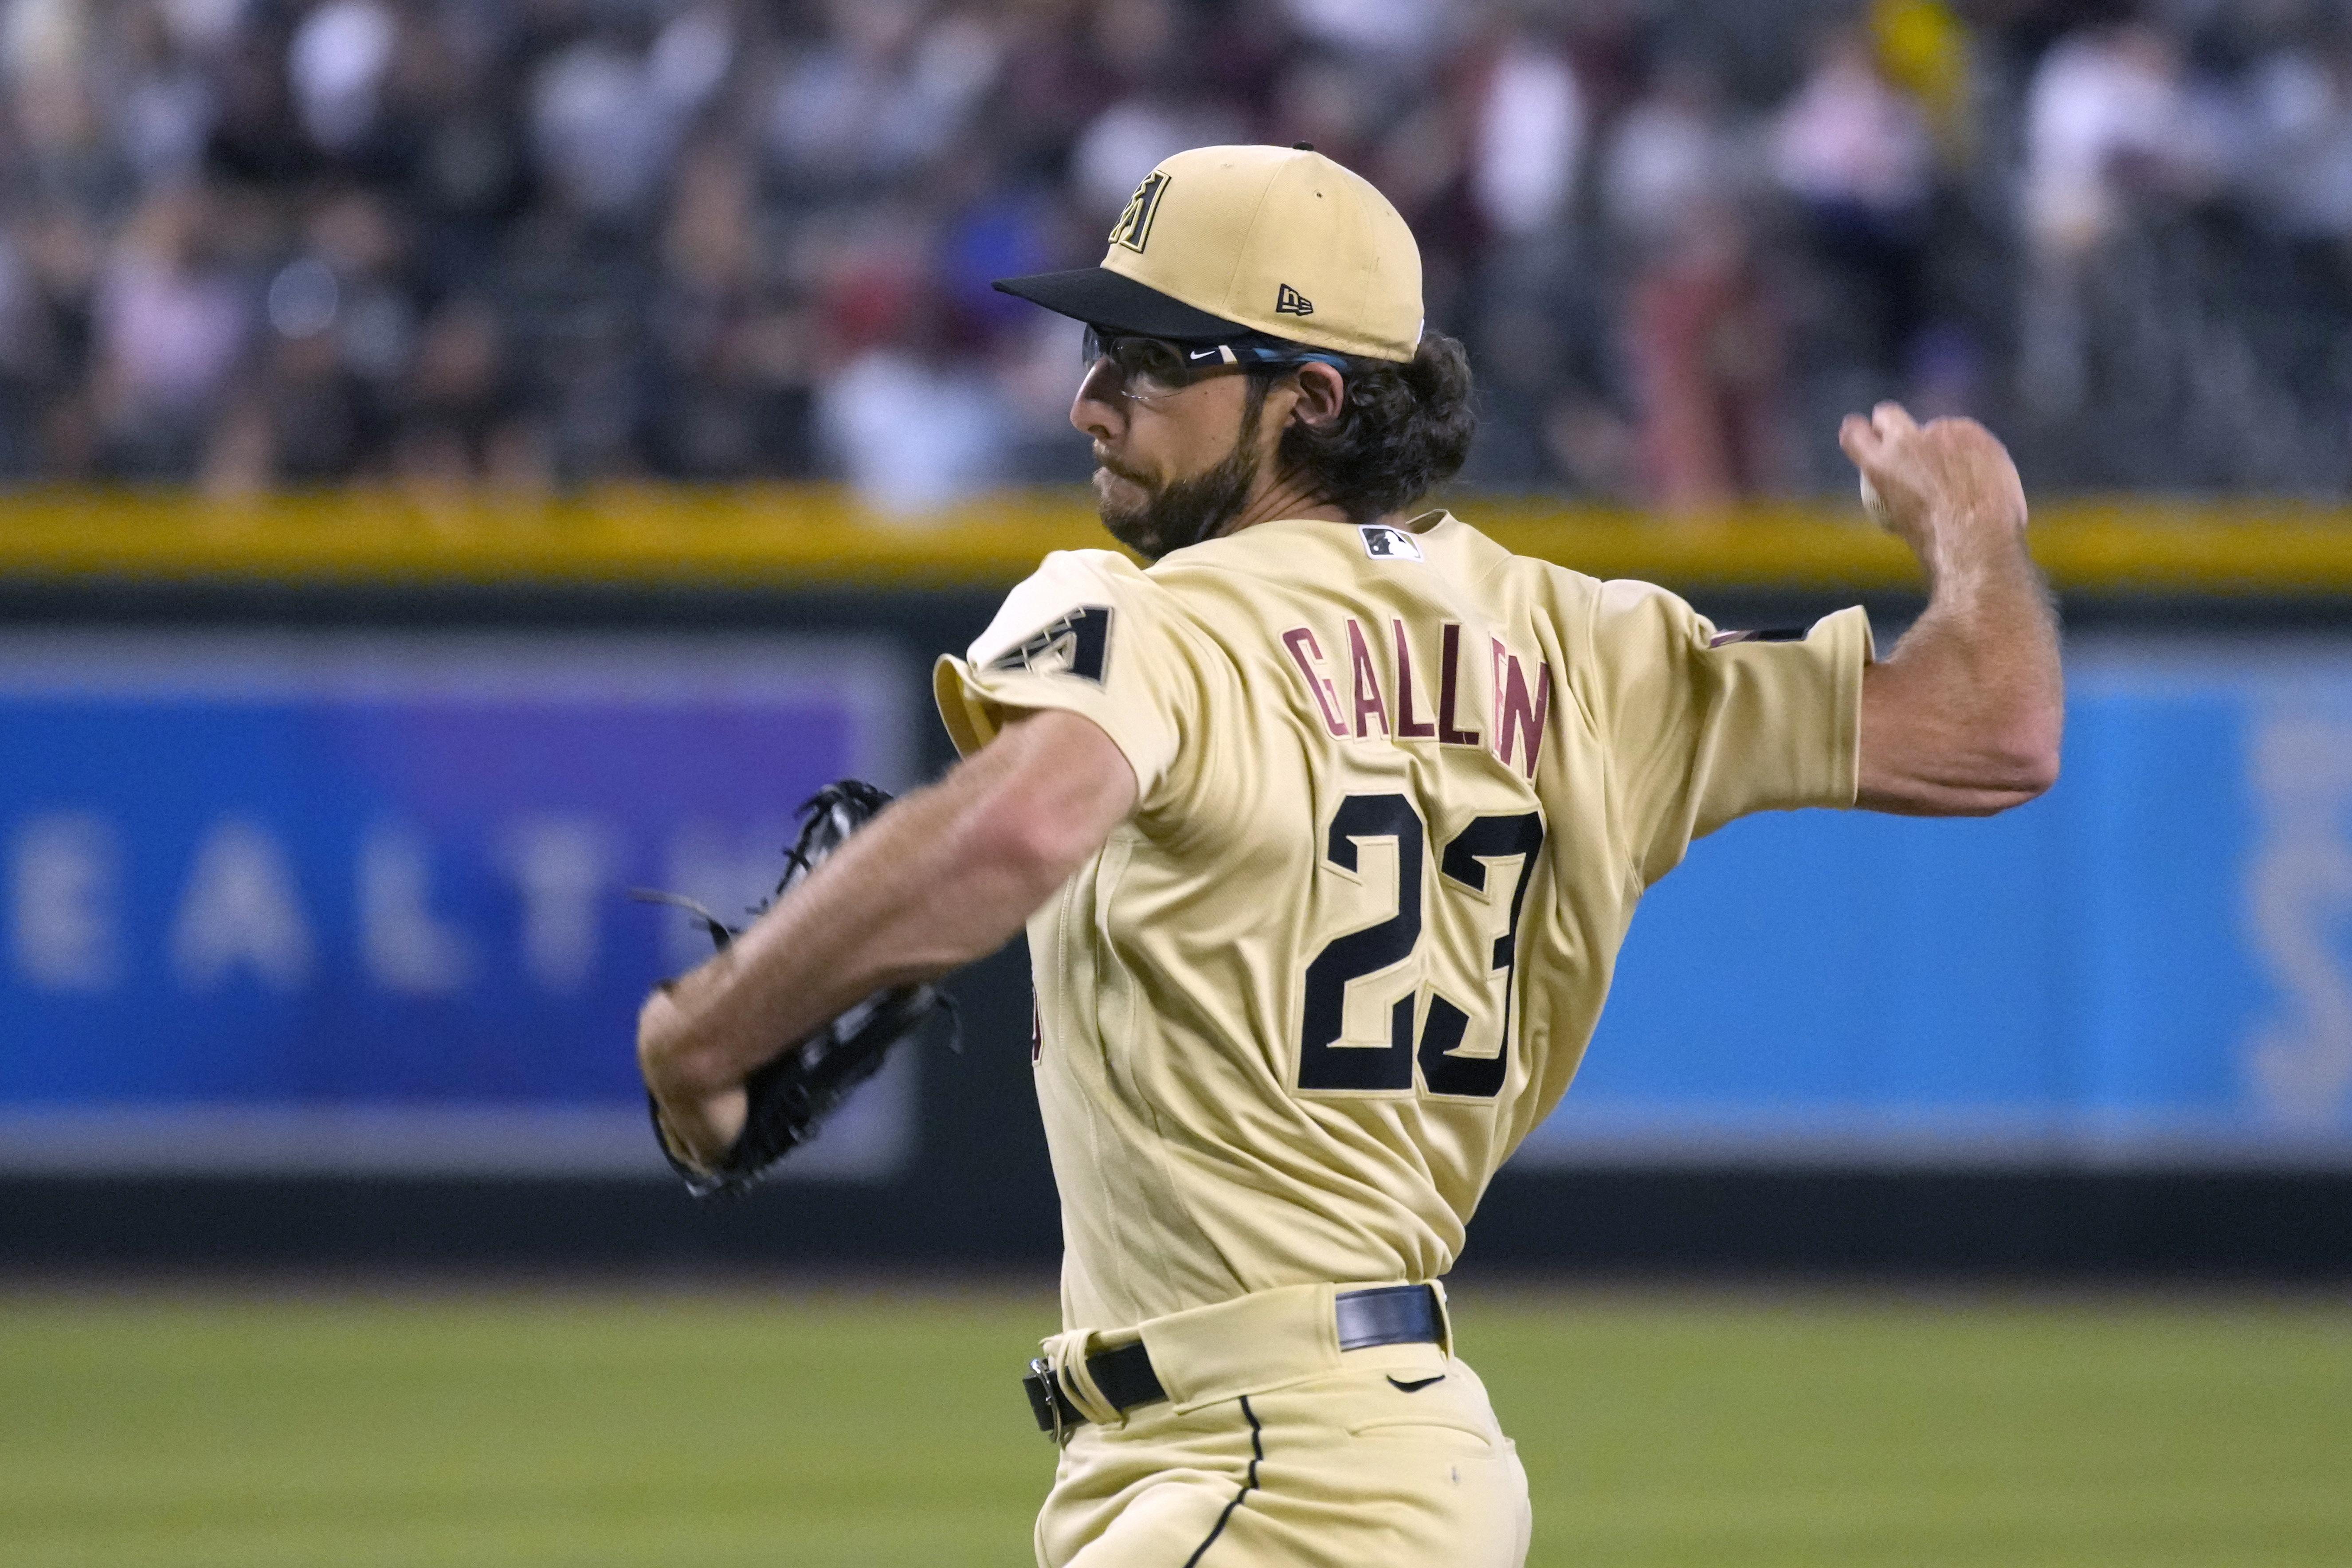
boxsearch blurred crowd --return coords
[0,0,2348,510]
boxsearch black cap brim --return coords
[992,267,1243,340]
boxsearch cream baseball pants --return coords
[1030,1282,1532,1567]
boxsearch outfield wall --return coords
[2,490,2347,1272]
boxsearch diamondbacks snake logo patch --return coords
[1109,172,1171,253]
[988,606,1113,684]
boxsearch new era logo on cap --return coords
[1275,283,1314,316]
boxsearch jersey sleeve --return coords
[1587,581,1873,884]
[933,549,1193,805]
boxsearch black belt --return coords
[1023,1284,1443,1436]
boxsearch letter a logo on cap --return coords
[1275,283,1314,316]
[1110,171,1171,253]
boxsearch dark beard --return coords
[1094,393,1266,561]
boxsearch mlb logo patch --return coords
[1359,525,1423,561]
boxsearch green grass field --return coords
[3,1281,2346,1567]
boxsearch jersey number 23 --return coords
[1298,794,1545,1101]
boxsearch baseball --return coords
[1859,472,1892,529]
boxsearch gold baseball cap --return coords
[995,144,1424,363]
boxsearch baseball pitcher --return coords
[637,145,2062,1566]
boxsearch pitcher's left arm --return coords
[636,708,1136,1169]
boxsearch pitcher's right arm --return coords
[1843,404,2063,818]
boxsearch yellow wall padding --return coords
[0,487,2347,594]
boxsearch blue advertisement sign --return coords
[6,628,2346,1175]
[0,631,916,1178]
[1520,637,2352,1168]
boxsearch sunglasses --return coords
[1082,326,1350,400]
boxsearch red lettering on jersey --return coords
[1281,627,1348,737]
[1392,619,1435,738]
[1345,618,1389,738]
[1491,639,1554,778]
[1436,623,1481,746]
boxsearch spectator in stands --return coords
[287,0,398,163]
[811,212,1007,515]
[391,294,548,492]
[1607,57,1785,513]
[0,223,43,475]
[1450,13,1618,491]
[2015,20,2213,416]
[647,137,815,479]
[200,187,414,492]
[91,185,247,479]
[2246,27,2352,275]
[765,0,1001,197]
[1470,24,1585,243]
[112,1,218,192]
[1773,26,1935,389]
[2236,23,2352,478]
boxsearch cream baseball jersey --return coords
[935,513,1871,1333]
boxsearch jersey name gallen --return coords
[1279,616,1553,778]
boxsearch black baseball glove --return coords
[633,780,953,1200]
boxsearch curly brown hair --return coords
[1247,332,1478,524]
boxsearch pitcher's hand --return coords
[1839,402,2028,562]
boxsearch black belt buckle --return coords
[1333,1283,1442,1352]
[1025,1356,1073,1442]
